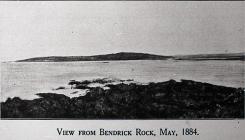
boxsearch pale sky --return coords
[0,1,244,61]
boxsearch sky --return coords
[0,1,244,61]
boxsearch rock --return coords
[68,80,81,85]
[55,86,66,90]
[75,84,88,89]
[1,79,244,119]
[70,91,78,94]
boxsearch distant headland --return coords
[17,52,245,62]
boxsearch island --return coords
[17,52,172,62]
[16,52,245,62]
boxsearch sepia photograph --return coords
[0,1,244,119]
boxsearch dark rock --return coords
[68,80,81,85]
[55,86,66,90]
[1,80,244,119]
[75,84,88,89]
[70,91,78,94]
[92,78,113,84]
[80,80,91,85]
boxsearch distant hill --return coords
[17,52,172,62]
[17,52,245,62]
[173,53,245,60]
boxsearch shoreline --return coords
[1,79,244,119]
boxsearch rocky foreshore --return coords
[1,79,244,119]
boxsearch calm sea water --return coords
[1,60,244,101]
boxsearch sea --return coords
[1,60,244,101]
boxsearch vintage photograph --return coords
[1,2,244,119]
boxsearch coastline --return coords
[1,79,244,119]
